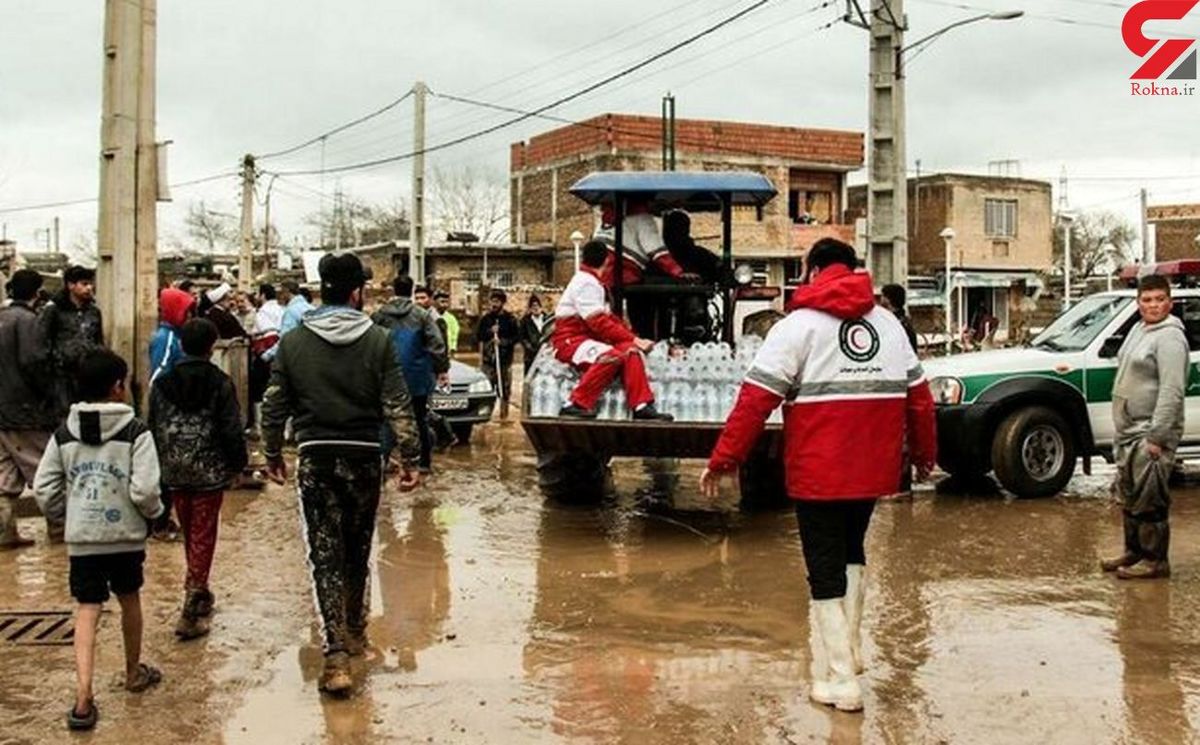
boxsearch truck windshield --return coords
[1031,295,1132,352]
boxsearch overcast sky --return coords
[1,0,1197,257]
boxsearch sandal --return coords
[125,663,163,693]
[66,699,98,731]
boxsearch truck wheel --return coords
[450,423,474,445]
[990,406,1076,499]
[537,452,612,504]
[738,455,790,511]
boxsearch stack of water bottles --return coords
[528,336,770,422]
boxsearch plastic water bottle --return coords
[702,385,720,423]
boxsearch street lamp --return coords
[940,226,956,355]
[570,230,585,273]
[1059,212,1076,310]
[899,11,1025,69]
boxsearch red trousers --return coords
[172,490,224,590]
[569,342,655,411]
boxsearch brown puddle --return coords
[2,423,1200,743]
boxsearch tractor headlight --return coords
[733,263,755,286]
[928,376,963,405]
[468,379,493,394]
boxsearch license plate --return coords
[430,397,469,412]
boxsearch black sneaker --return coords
[633,404,673,421]
[559,403,598,419]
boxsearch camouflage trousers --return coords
[297,448,383,654]
[1114,439,1174,563]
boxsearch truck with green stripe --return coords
[923,290,1200,498]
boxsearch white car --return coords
[924,287,1200,498]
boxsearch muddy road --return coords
[3,423,1200,744]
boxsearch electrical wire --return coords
[0,171,238,215]
[268,0,779,177]
[254,89,415,161]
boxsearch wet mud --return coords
[3,424,1200,743]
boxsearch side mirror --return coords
[1099,336,1124,359]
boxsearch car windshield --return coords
[1031,295,1133,352]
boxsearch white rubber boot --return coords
[844,564,866,674]
[808,603,833,705]
[812,599,864,712]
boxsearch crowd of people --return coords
[0,235,1186,728]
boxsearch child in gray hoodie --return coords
[34,349,165,731]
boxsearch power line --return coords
[268,0,780,177]
[254,89,416,161]
[0,171,238,216]
[910,0,1197,37]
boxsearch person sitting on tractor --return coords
[595,196,697,339]
[552,240,673,422]
[663,210,723,285]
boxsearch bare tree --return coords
[430,166,509,243]
[1053,209,1139,279]
[305,196,410,248]
[184,200,237,253]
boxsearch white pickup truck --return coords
[923,287,1200,498]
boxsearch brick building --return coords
[850,173,1053,343]
[1147,203,1200,262]
[510,114,864,287]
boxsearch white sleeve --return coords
[634,214,666,258]
[745,316,808,398]
[575,280,609,319]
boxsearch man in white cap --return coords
[203,283,248,340]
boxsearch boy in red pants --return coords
[148,318,248,639]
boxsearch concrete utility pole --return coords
[864,0,907,286]
[97,0,159,401]
[238,154,256,291]
[411,81,428,282]
[1140,188,1153,264]
[661,93,677,171]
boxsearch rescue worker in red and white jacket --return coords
[595,200,688,290]
[551,240,673,421]
[700,238,937,714]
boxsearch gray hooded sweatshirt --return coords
[1112,314,1190,450]
[33,402,164,556]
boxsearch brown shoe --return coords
[174,590,211,641]
[1116,560,1170,580]
[1100,552,1139,573]
[319,652,353,696]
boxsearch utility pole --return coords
[238,154,256,292]
[848,0,908,286]
[53,216,60,253]
[661,93,676,171]
[1140,188,1153,264]
[411,80,428,282]
[97,0,159,403]
[263,174,278,277]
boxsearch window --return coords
[789,189,833,225]
[462,270,515,288]
[984,199,1018,238]
[1173,298,1200,351]
[992,241,1010,259]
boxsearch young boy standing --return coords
[33,349,165,731]
[1102,274,1189,579]
[148,318,248,638]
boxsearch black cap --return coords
[318,253,368,293]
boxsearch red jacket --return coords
[552,266,636,364]
[708,265,937,501]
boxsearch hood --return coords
[1143,315,1185,334]
[303,305,374,346]
[156,357,221,412]
[923,345,1081,380]
[376,297,416,321]
[66,402,134,446]
[786,265,876,319]
[159,288,196,328]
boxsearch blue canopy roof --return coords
[568,171,777,212]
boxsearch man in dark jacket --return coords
[203,283,249,340]
[40,265,104,417]
[519,295,550,376]
[372,276,449,472]
[477,290,520,419]
[262,252,420,697]
[149,318,248,640]
[0,270,58,548]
